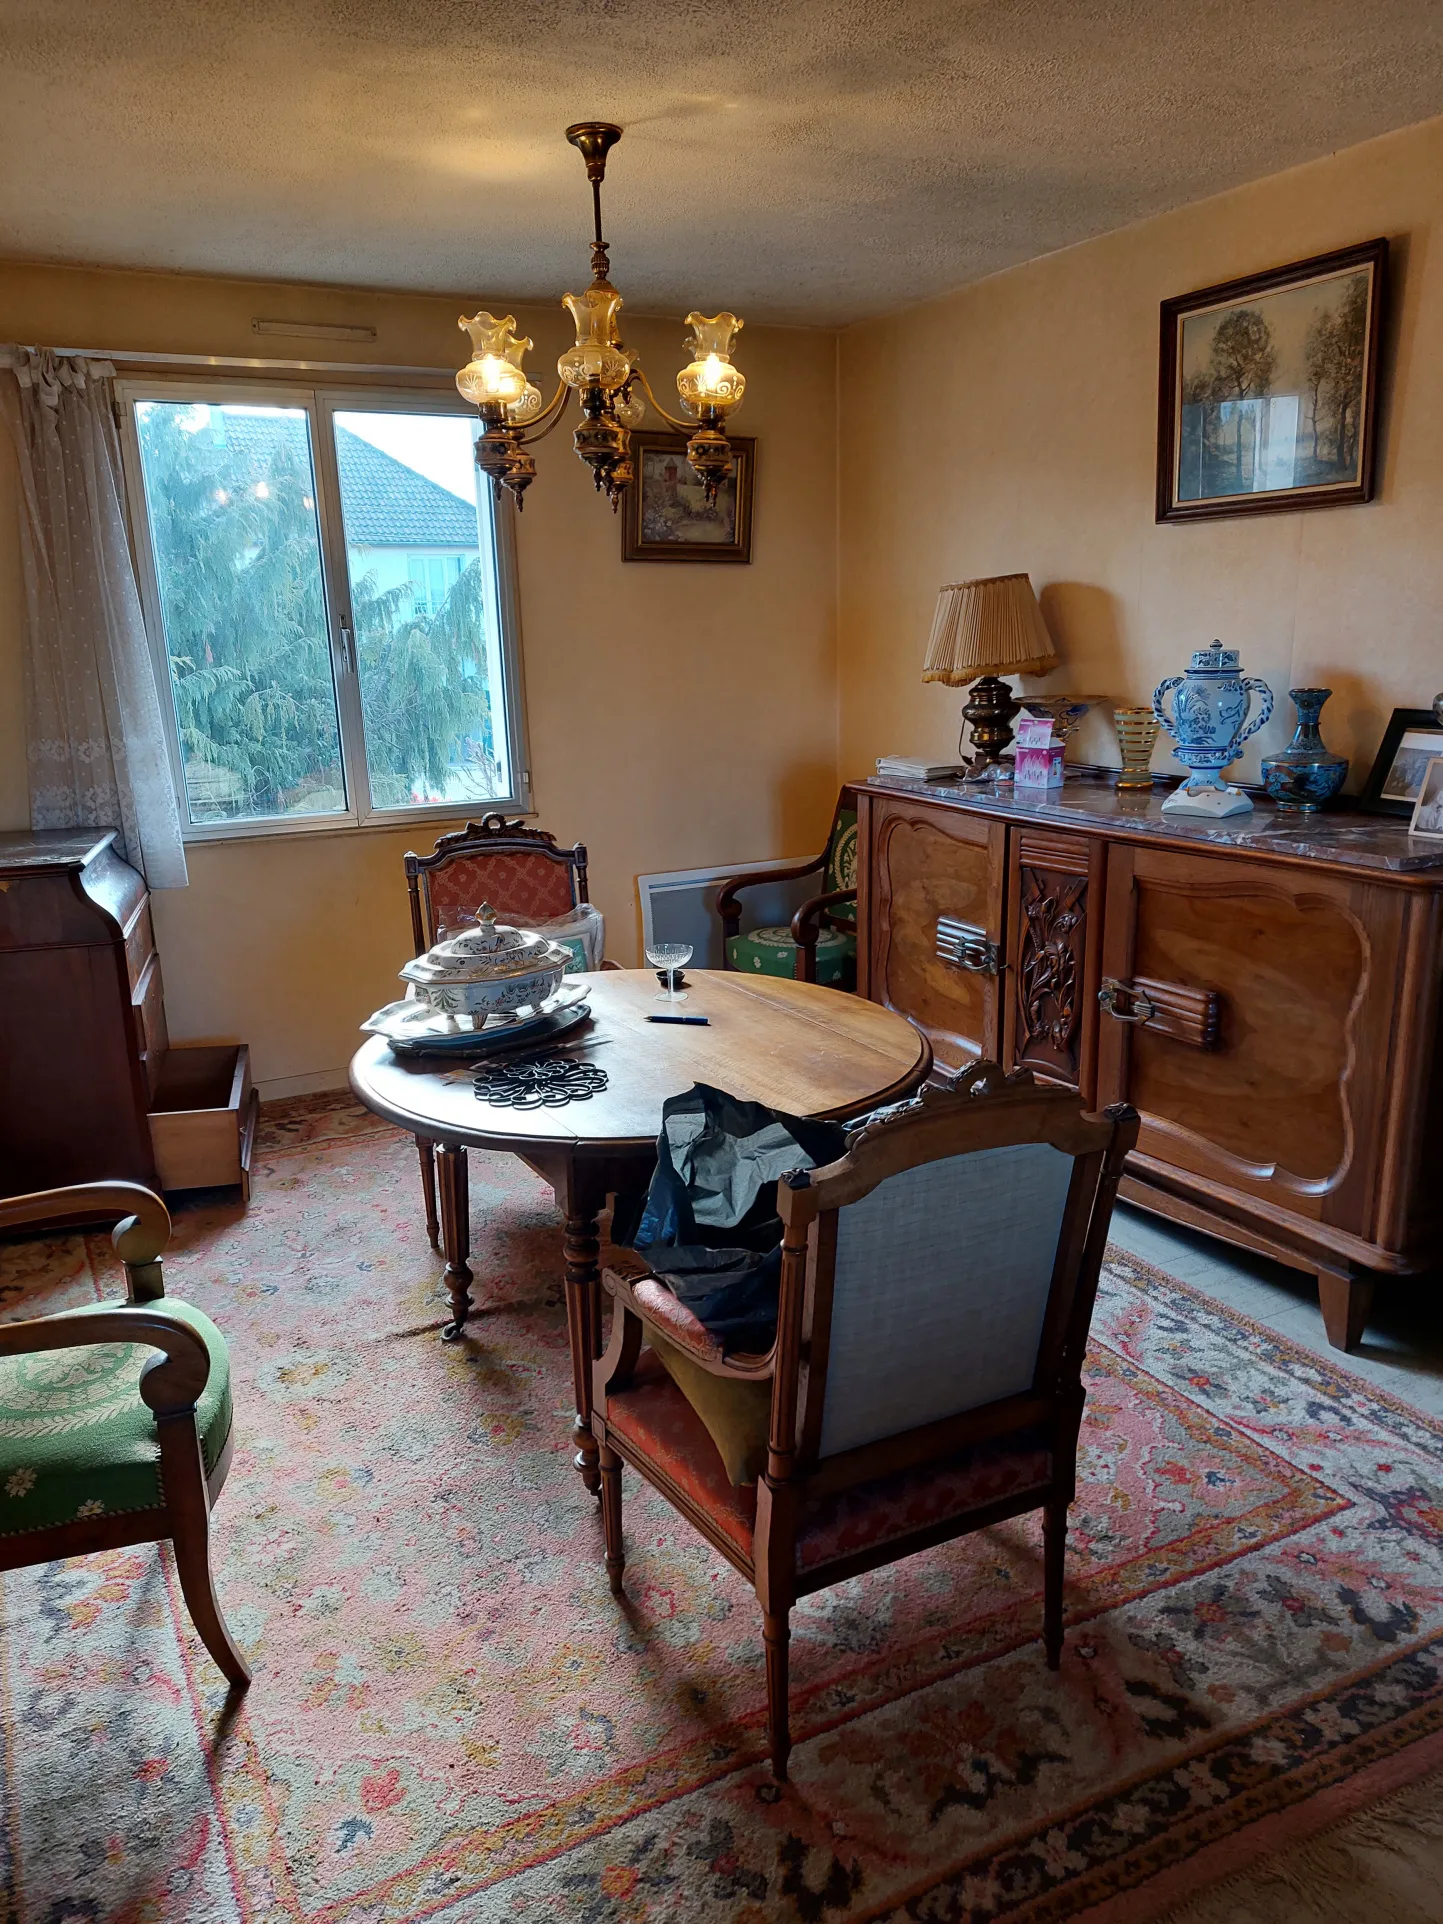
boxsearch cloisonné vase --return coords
[1153,639,1273,795]
[1261,688,1349,811]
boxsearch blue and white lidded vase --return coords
[1153,641,1273,797]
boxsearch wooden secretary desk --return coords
[856,773,1443,1352]
[0,830,256,1204]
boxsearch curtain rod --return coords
[44,345,454,377]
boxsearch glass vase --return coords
[1113,707,1161,789]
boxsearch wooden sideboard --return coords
[0,830,256,1204]
[857,774,1443,1351]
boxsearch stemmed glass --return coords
[645,940,693,1002]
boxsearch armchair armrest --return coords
[0,1182,171,1302]
[601,1267,775,1380]
[0,1304,211,1417]
[790,886,858,983]
[716,854,826,943]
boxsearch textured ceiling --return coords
[1,0,1441,325]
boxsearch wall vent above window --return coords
[252,319,377,343]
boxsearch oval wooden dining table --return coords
[350,969,932,1493]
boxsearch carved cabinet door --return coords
[859,793,1006,1071]
[1095,844,1405,1236]
[1003,829,1105,1100]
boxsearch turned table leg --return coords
[564,1208,603,1495]
[1318,1266,1374,1353]
[528,1150,649,1505]
[436,1142,473,1342]
[417,1135,440,1249]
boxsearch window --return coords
[119,384,529,836]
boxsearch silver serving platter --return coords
[362,981,591,1058]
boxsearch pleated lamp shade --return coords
[922,574,1057,685]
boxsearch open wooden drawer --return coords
[148,1044,258,1200]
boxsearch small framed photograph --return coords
[1157,238,1387,524]
[1359,708,1443,817]
[1409,757,1443,839]
[621,432,754,563]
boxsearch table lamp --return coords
[922,573,1058,781]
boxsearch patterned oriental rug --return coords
[2,1095,1443,1924]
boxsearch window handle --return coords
[335,625,355,674]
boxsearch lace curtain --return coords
[0,348,187,887]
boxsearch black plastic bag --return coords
[613,1083,847,1350]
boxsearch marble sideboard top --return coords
[863,772,1443,876]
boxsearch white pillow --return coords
[530,903,605,972]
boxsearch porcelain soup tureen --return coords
[399,904,572,1016]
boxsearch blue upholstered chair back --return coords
[816,1140,1076,1458]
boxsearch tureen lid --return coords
[398,903,570,986]
[1188,639,1239,673]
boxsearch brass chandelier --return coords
[455,121,746,511]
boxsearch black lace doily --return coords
[472,1056,609,1109]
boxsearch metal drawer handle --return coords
[937,916,1001,976]
[1098,977,1158,1023]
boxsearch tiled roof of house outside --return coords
[202,410,478,548]
[333,429,478,548]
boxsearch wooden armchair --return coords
[0,1183,249,1688]
[404,814,593,1247]
[591,1067,1138,1778]
[717,795,858,987]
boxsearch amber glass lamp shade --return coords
[677,312,746,416]
[456,312,544,423]
[558,285,633,392]
[456,312,530,406]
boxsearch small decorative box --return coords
[1013,715,1065,788]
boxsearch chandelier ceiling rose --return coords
[457,122,746,512]
[564,122,623,178]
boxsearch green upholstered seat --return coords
[726,924,855,983]
[724,807,859,985]
[0,1301,232,1537]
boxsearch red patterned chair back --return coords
[405,816,589,953]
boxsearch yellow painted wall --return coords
[8,112,1443,1095]
[0,263,840,1093]
[838,116,1443,789]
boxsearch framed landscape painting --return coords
[1157,238,1387,523]
[621,432,754,563]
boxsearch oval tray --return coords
[384,998,593,1060]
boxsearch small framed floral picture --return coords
[621,432,754,563]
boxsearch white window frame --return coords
[116,377,533,841]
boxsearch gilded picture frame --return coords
[621,432,754,563]
[1157,238,1387,524]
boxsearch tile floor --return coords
[1109,1203,1443,1419]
